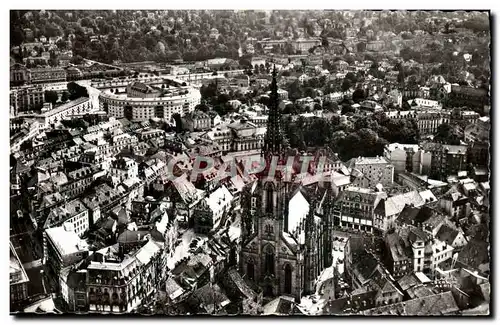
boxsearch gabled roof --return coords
[224,268,258,300]
[376,190,425,217]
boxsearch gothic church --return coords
[239,67,335,302]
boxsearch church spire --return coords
[263,65,288,158]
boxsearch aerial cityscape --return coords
[9,10,491,316]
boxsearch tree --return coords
[44,90,58,105]
[352,88,366,103]
[283,103,296,115]
[344,56,355,65]
[304,87,315,98]
[67,82,89,100]
[156,41,166,54]
[345,72,358,83]
[341,79,352,92]
[434,123,461,145]
[341,103,356,115]
[323,101,338,112]
[11,27,25,47]
[195,103,210,113]
[61,91,69,102]
[71,55,84,65]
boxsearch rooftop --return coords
[351,156,391,165]
[45,199,88,228]
[45,225,89,256]
[362,291,459,316]
[42,97,89,118]
[385,143,421,153]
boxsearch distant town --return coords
[10,10,490,316]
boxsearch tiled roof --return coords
[397,273,420,292]
[376,190,425,217]
[362,291,459,316]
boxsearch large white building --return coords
[44,223,89,274]
[15,98,93,128]
[98,80,201,121]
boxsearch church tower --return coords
[240,67,300,300]
[262,65,289,160]
[239,69,336,302]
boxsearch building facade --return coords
[86,240,164,313]
[384,143,432,176]
[10,85,45,112]
[99,82,201,122]
[29,67,67,84]
[332,186,387,233]
[348,156,395,188]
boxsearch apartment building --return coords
[384,143,432,175]
[348,156,394,188]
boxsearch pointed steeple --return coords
[263,65,289,158]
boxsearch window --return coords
[284,264,292,294]
[266,185,273,213]
[264,245,275,275]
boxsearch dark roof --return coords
[348,236,366,255]
[436,225,460,246]
[396,205,435,226]
[101,217,116,231]
[479,282,490,302]
[263,296,296,315]
[66,269,87,290]
[117,229,150,244]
